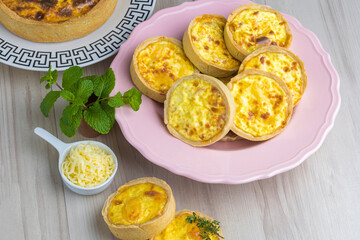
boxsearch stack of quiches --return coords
[130,3,307,147]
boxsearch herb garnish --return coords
[40,66,142,138]
[186,212,224,240]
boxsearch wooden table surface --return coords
[1,0,359,239]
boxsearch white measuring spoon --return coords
[34,127,118,195]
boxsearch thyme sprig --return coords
[186,212,224,240]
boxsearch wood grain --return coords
[1,0,360,239]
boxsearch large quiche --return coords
[0,0,117,42]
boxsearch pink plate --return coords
[111,0,341,184]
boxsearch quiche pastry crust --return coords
[239,46,307,106]
[151,209,223,240]
[220,130,242,142]
[183,14,240,78]
[0,0,117,42]
[130,36,198,103]
[164,73,235,147]
[228,69,293,141]
[102,177,176,240]
[224,3,292,61]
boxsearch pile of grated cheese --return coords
[61,143,115,188]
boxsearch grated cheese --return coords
[61,143,115,188]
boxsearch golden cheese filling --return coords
[230,75,289,137]
[2,0,99,22]
[229,9,288,52]
[153,213,219,240]
[243,52,302,104]
[107,183,167,225]
[137,40,195,93]
[168,79,226,142]
[191,15,240,69]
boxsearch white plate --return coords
[0,0,156,71]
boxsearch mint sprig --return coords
[40,66,142,138]
[40,66,58,89]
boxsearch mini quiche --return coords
[102,177,176,240]
[228,69,293,141]
[130,36,197,103]
[164,73,235,147]
[239,46,307,106]
[224,3,292,61]
[183,14,240,78]
[151,210,223,240]
[0,0,116,42]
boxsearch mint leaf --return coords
[123,87,142,111]
[100,101,115,128]
[60,105,82,138]
[92,77,103,97]
[40,91,61,117]
[60,119,76,138]
[75,79,93,104]
[61,104,81,125]
[83,75,100,85]
[62,66,83,90]
[99,68,115,98]
[51,69,58,82]
[83,101,111,134]
[60,90,75,102]
[108,92,124,108]
[40,67,52,83]
[90,75,103,97]
[41,66,58,87]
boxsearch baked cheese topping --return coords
[243,52,302,104]
[230,75,289,137]
[153,213,219,240]
[191,15,240,69]
[137,40,195,93]
[2,0,99,22]
[229,9,288,52]
[61,143,115,187]
[108,183,167,225]
[168,79,226,142]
